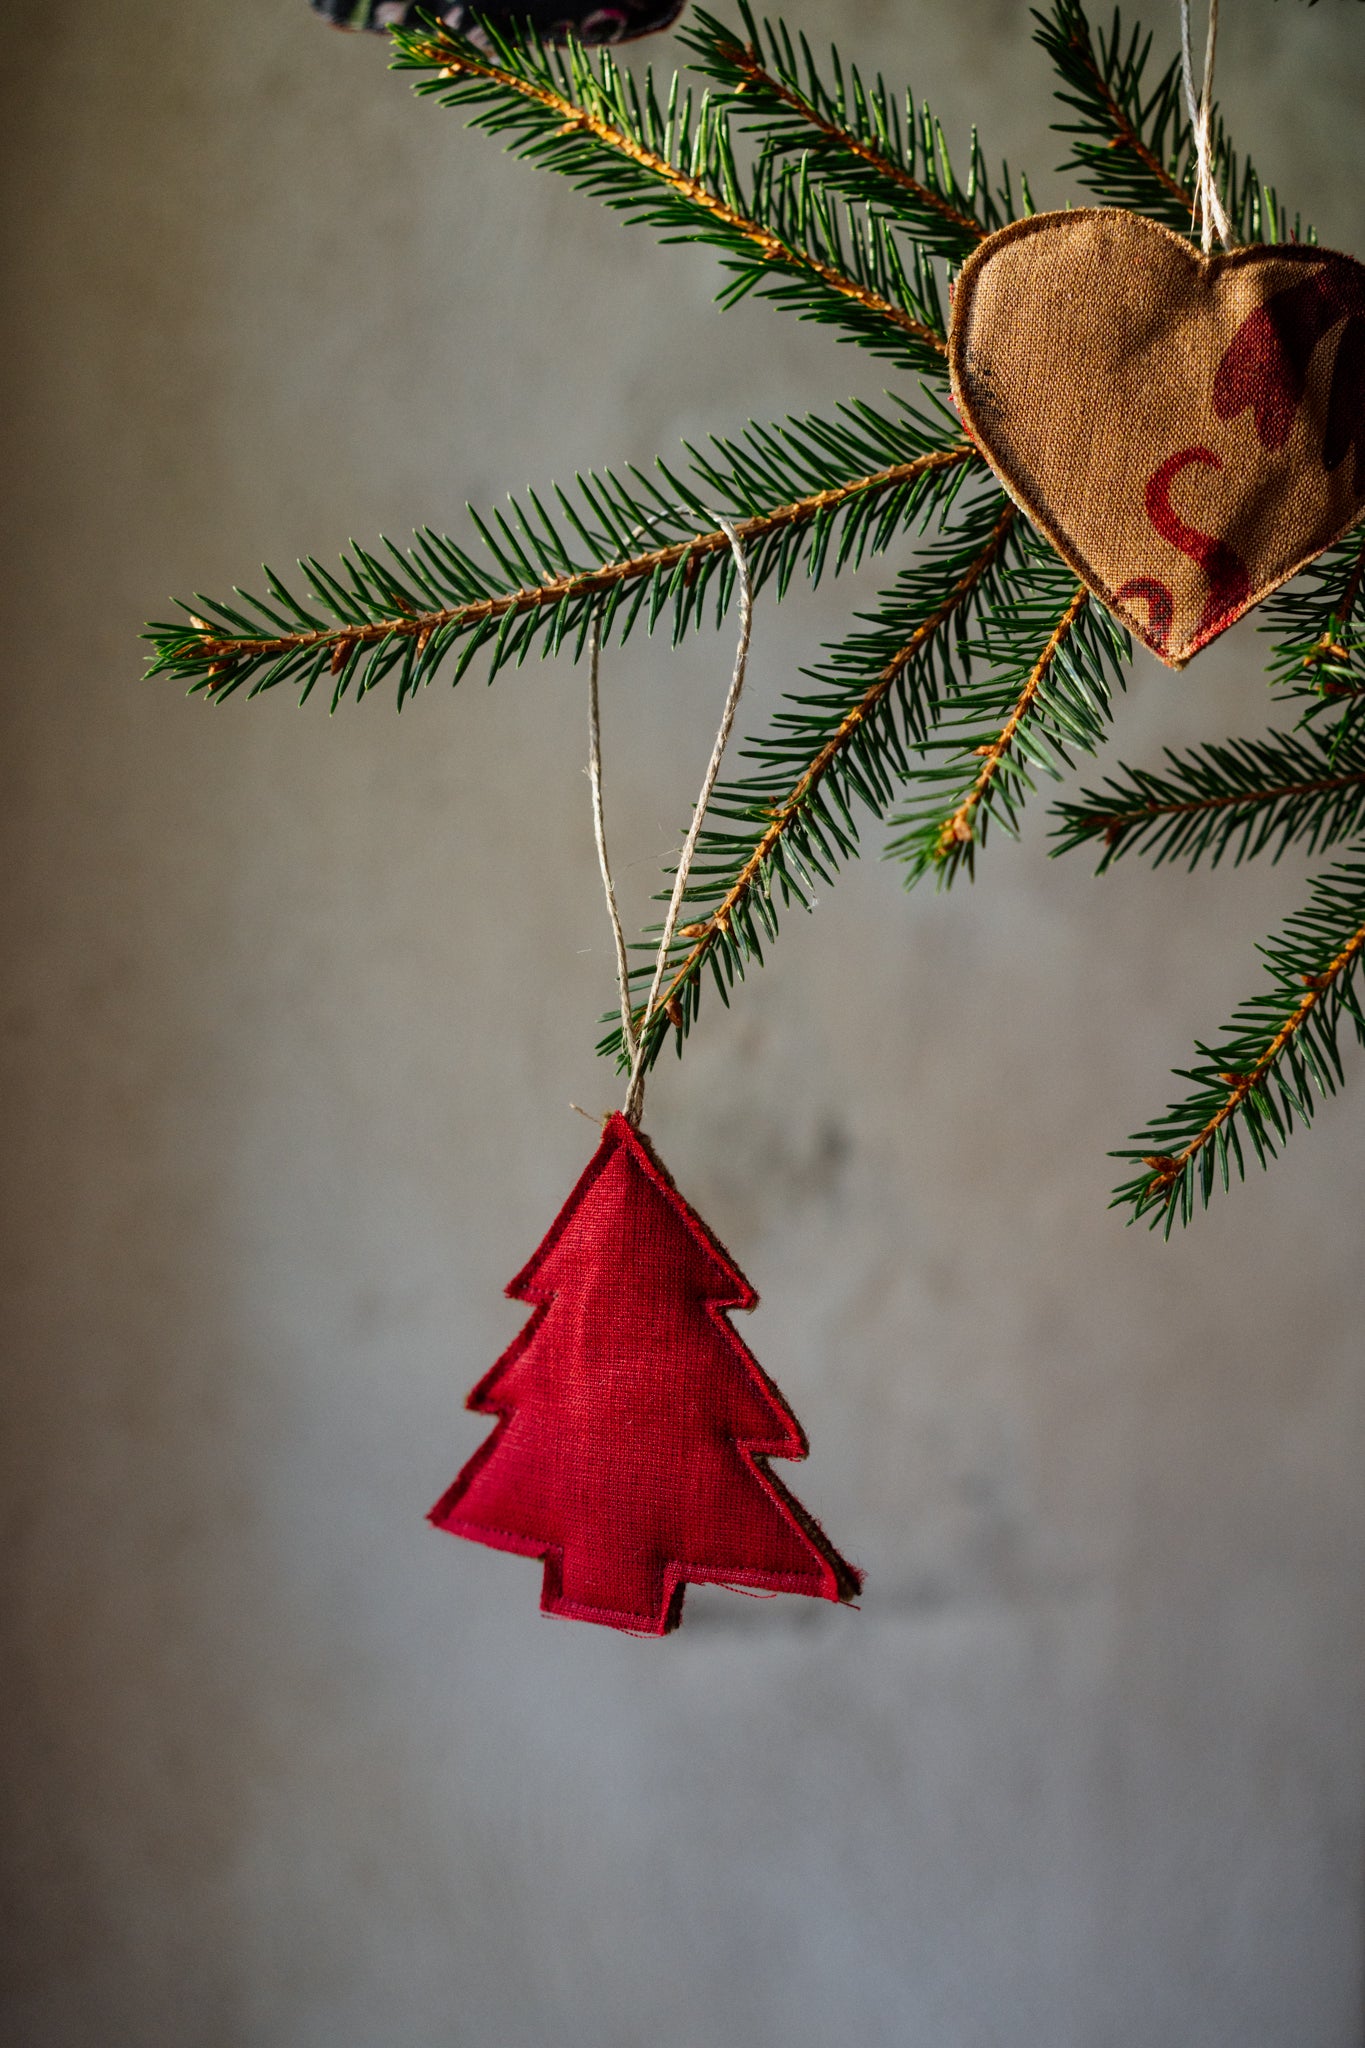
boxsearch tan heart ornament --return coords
[948,209,1365,668]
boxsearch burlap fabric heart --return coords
[948,209,1365,669]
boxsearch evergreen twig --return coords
[1262,525,1365,722]
[601,490,1020,1070]
[683,3,1021,260]
[1035,0,1303,245]
[392,17,949,369]
[1114,856,1365,1230]
[1054,725,1365,871]
[146,1,1359,1230]
[145,406,974,708]
[886,546,1129,885]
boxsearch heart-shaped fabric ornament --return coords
[948,209,1365,668]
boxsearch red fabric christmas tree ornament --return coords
[430,1113,861,1635]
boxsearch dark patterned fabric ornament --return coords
[311,0,685,41]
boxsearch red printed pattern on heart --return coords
[1214,259,1365,485]
[1118,262,1365,657]
[1116,448,1251,657]
[947,214,1365,668]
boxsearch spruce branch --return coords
[884,547,1129,886]
[1114,855,1365,1231]
[391,18,948,369]
[683,4,1019,261]
[1053,725,1365,871]
[599,489,1020,1071]
[1035,0,1303,245]
[934,586,1092,868]
[1036,0,1187,215]
[145,405,974,708]
[1262,526,1365,719]
[147,2,1361,1231]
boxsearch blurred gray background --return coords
[5,2,1365,2043]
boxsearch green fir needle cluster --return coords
[143,0,1365,1234]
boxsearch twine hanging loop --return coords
[1180,0,1233,255]
[587,517,754,1130]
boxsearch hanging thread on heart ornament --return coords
[1180,0,1231,258]
[947,1,1365,669]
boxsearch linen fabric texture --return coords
[430,1113,861,1635]
[948,208,1365,668]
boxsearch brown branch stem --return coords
[1301,534,1365,678]
[193,449,972,677]
[1088,767,1365,846]
[723,38,985,245]
[935,583,1089,861]
[1143,917,1365,1194]
[644,500,1018,1027]
[1067,23,1190,208]
[414,30,946,357]
[1333,533,1365,627]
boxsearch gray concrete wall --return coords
[5,3,1365,2043]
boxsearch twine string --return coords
[1180,0,1232,255]
[586,516,754,1129]
[586,611,638,1070]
